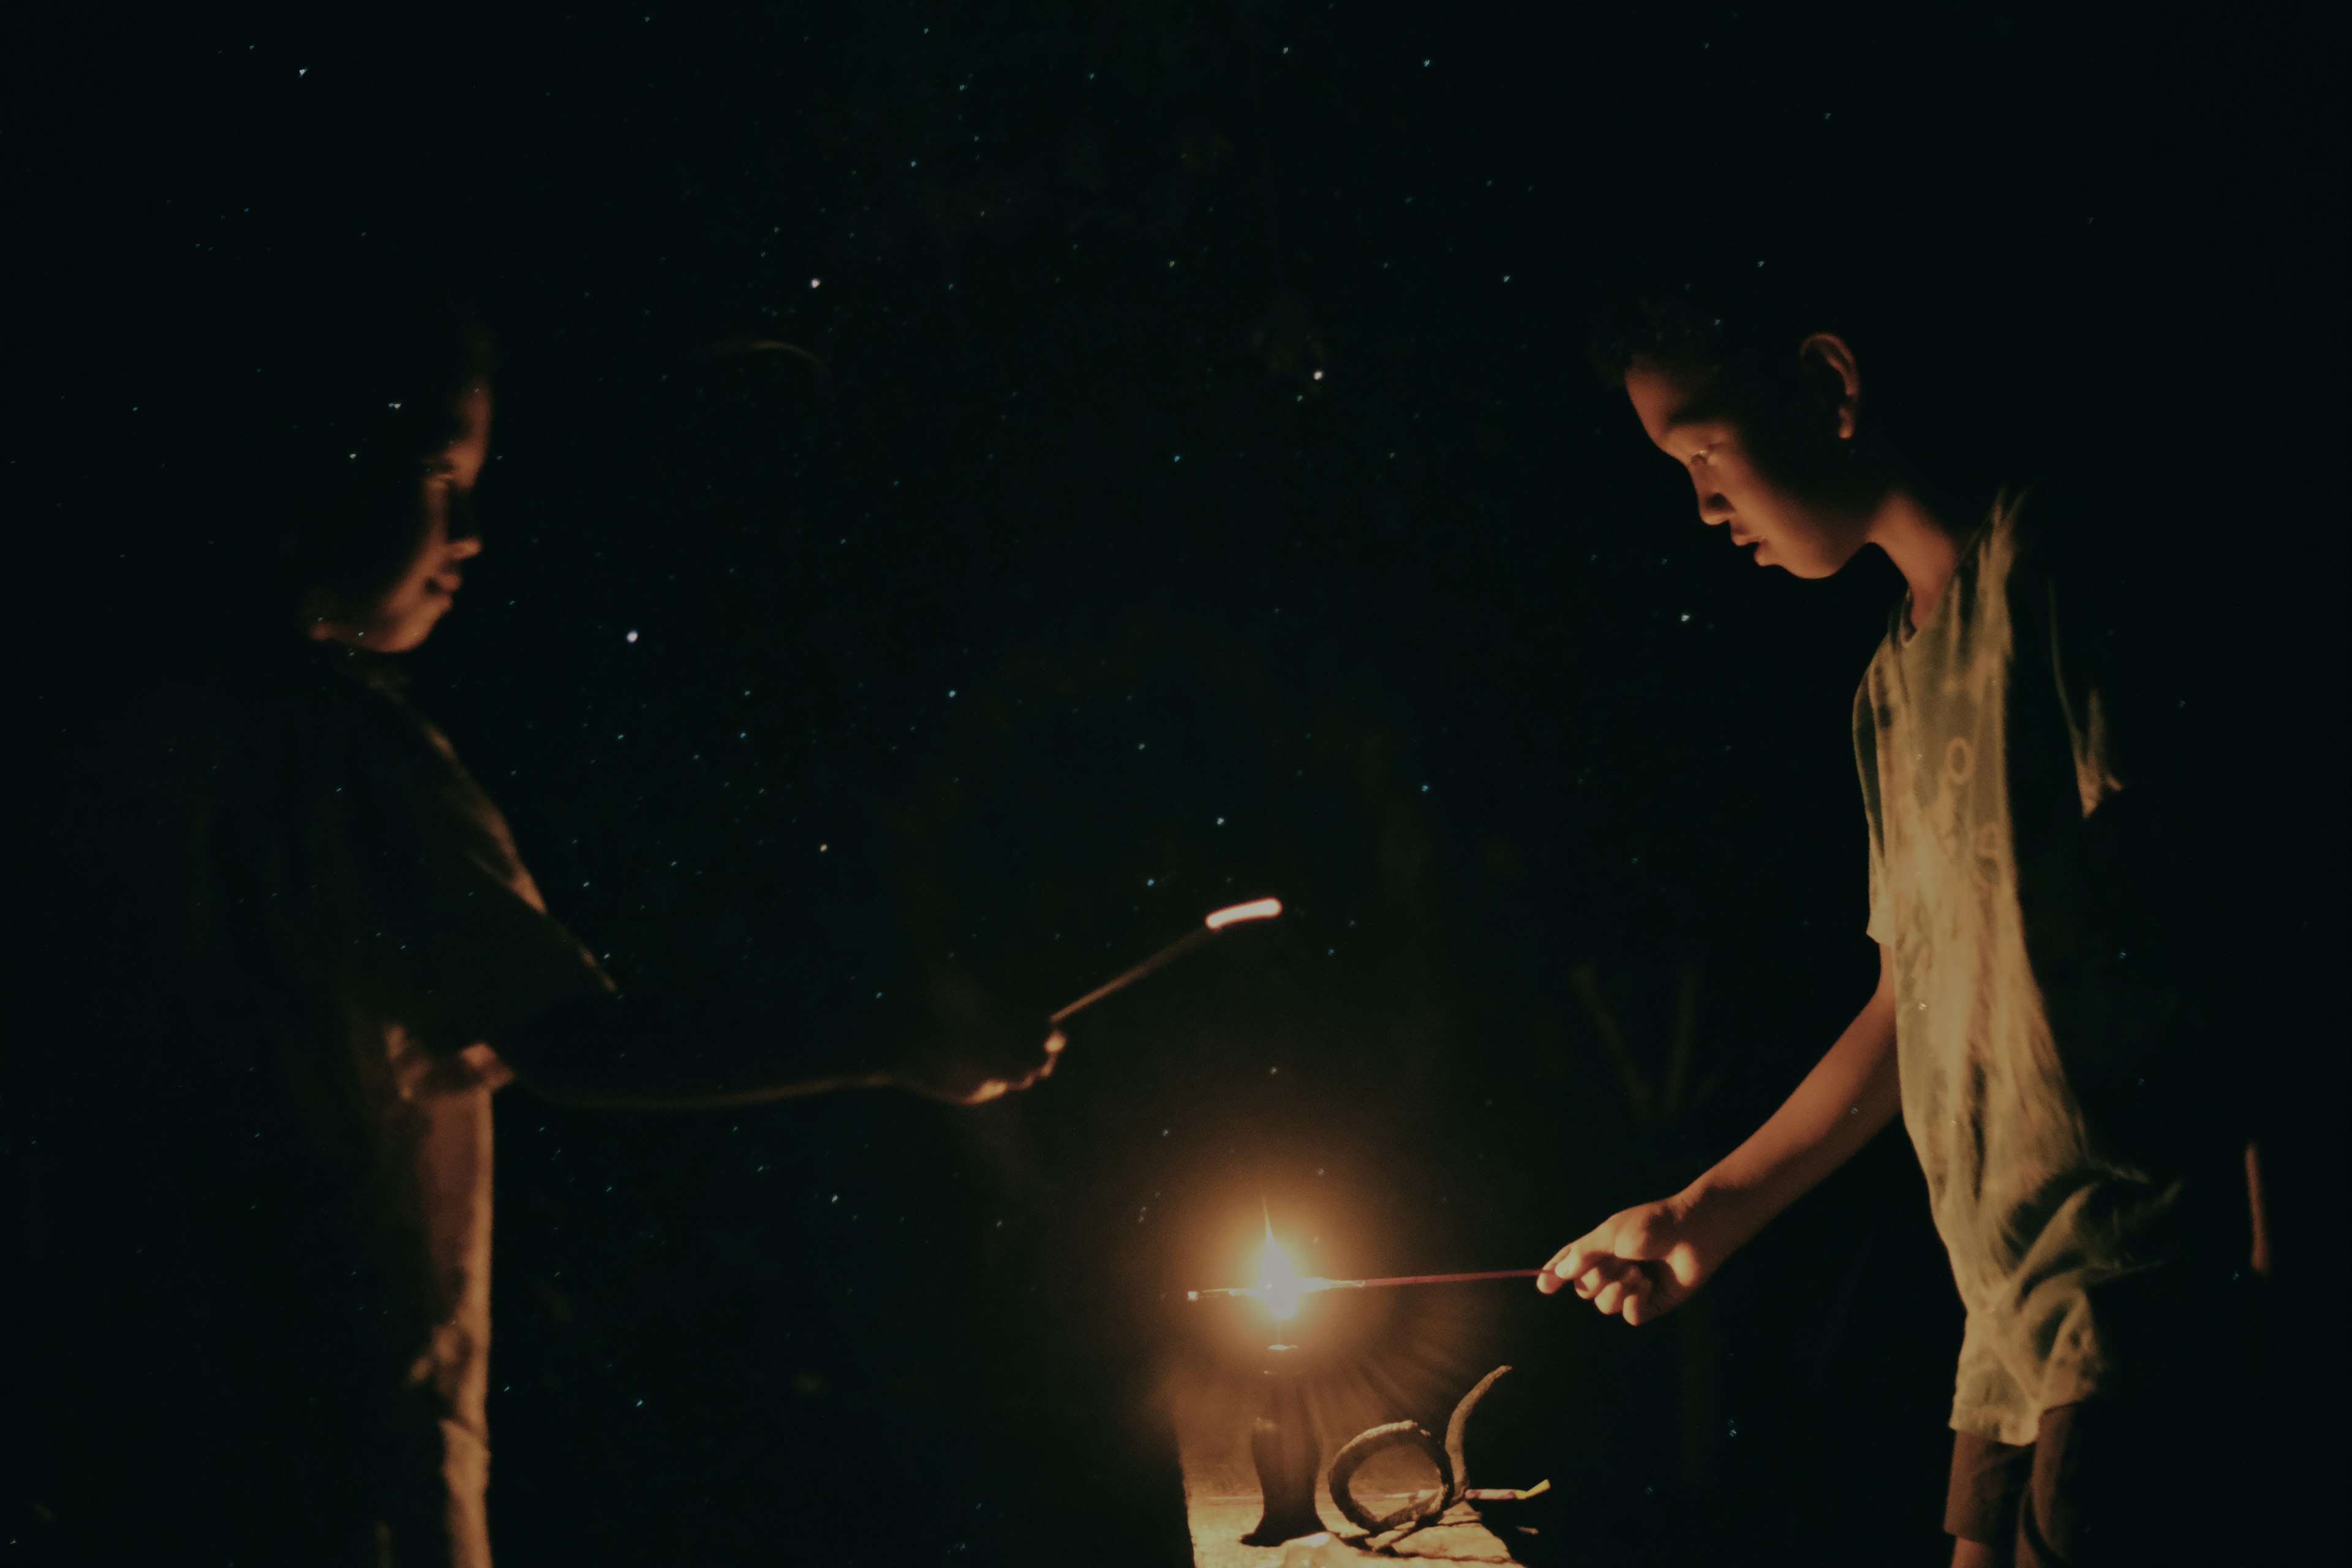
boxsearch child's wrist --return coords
[1675,1177,1765,1262]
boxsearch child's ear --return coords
[1796,332,1863,440]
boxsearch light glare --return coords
[1257,1219,1304,1321]
[1205,897,1283,930]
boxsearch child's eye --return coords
[1688,447,1714,467]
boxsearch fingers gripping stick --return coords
[1542,1202,1702,1323]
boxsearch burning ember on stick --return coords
[1255,1205,1305,1321]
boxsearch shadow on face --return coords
[1623,344,1874,579]
[302,379,491,653]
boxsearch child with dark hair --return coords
[4,271,1060,1566]
[1537,262,2267,1564]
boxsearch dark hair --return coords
[1585,229,2007,505]
[1591,266,1822,385]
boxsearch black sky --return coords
[7,4,2340,1565]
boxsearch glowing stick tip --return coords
[1205,896,1283,930]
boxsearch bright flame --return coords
[1205,897,1283,930]
[1257,1214,1305,1321]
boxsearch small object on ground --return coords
[1241,1342,1324,1546]
[1326,1366,1513,1539]
[1325,1420,1450,1536]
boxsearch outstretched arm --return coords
[1539,942,1902,1322]
[490,974,1061,1111]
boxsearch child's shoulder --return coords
[1975,481,2130,633]
[1986,480,2094,564]
[37,643,393,799]
[1997,480,2197,735]
[1989,473,2177,613]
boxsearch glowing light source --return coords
[1257,1209,1305,1321]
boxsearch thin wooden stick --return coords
[1049,929,1212,1024]
[1348,1270,1542,1288]
[1049,897,1282,1025]
[1188,1269,1540,1301]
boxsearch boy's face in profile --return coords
[1624,353,1869,579]
[307,379,491,652]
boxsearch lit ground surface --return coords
[1173,1378,1515,1567]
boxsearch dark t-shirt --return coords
[6,642,609,1566]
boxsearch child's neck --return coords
[1868,486,1964,633]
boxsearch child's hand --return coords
[890,960,1065,1104]
[894,1027,1064,1104]
[1536,1194,1723,1325]
[394,1040,519,1101]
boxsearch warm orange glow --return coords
[1256,1216,1305,1320]
[1205,897,1283,930]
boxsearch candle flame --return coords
[1205,897,1282,930]
[1257,1210,1305,1321]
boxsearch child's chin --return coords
[379,612,447,653]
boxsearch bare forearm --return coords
[494,991,894,1110]
[1684,949,1901,1251]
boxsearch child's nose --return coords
[448,534,484,560]
[1688,471,1732,522]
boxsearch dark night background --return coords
[5,3,2340,1564]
